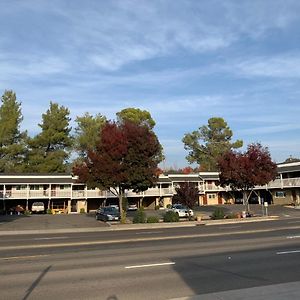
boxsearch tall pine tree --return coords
[26,102,72,173]
[0,90,27,172]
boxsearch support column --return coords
[3,185,6,212]
[26,184,29,210]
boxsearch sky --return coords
[1,0,300,168]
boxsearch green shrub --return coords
[211,208,225,220]
[155,205,160,210]
[226,213,239,219]
[147,216,160,223]
[166,204,172,209]
[24,210,31,216]
[163,211,179,222]
[80,208,85,214]
[133,207,147,223]
[46,208,52,214]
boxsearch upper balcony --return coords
[1,176,300,200]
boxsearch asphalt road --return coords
[1,218,300,299]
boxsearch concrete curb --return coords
[0,216,279,236]
[199,216,279,226]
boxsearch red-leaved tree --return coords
[173,182,199,220]
[218,143,277,211]
[73,120,163,223]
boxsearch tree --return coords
[73,120,163,223]
[183,117,243,171]
[0,90,27,172]
[173,182,199,220]
[26,102,72,173]
[73,112,106,158]
[117,107,164,162]
[284,156,300,163]
[116,107,156,129]
[218,143,277,211]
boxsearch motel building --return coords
[0,161,300,214]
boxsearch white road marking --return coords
[287,235,300,239]
[1,254,49,260]
[135,231,164,235]
[34,236,68,240]
[283,214,290,217]
[125,262,175,269]
[276,250,300,255]
[287,221,300,224]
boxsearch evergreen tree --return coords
[0,90,27,172]
[74,112,106,158]
[26,102,72,173]
[183,117,243,171]
[116,107,156,129]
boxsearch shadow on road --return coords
[0,214,29,226]
[22,265,52,300]
[170,244,300,297]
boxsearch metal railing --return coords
[1,177,300,200]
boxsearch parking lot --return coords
[0,213,108,231]
[0,205,299,233]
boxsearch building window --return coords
[208,194,216,199]
[59,185,70,190]
[275,191,286,198]
[15,185,26,190]
[30,185,41,190]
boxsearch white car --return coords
[127,204,138,211]
[169,204,194,218]
[31,202,45,213]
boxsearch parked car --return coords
[31,202,45,213]
[168,204,194,218]
[96,206,120,222]
[9,205,25,215]
[127,204,138,211]
[235,198,243,204]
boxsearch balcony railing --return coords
[1,177,300,200]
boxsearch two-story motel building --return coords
[0,161,300,213]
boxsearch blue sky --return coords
[1,0,300,168]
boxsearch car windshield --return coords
[173,204,185,209]
[102,207,119,214]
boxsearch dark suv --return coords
[96,206,120,222]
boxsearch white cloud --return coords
[0,54,69,79]
[232,55,300,78]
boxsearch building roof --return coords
[0,174,76,184]
[277,162,300,174]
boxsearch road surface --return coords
[1,218,300,299]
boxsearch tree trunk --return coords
[118,187,127,224]
[243,191,249,213]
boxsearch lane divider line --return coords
[2,225,300,251]
[276,250,300,255]
[34,237,69,240]
[125,262,175,269]
[1,254,49,260]
[287,235,300,239]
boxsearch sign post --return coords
[264,202,268,217]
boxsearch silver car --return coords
[169,204,194,218]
